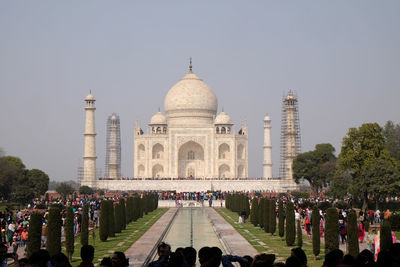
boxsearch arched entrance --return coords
[178,141,205,178]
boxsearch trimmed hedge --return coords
[311,206,320,257]
[380,220,392,252]
[296,219,302,247]
[46,207,62,257]
[27,212,42,258]
[347,211,359,257]
[264,199,270,233]
[99,200,109,241]
[269,200,276,235]
[325,207,339,254]
[250,198,259,226]
[278,200,284,237]
[108,200,115,237]
[259,198,265,228]
[65,207,74,261]
[81,204,89,246]
[285,201,295,246]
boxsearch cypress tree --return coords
[126,197,132,224]
[99,200,109,241]
[278,200,284,237]
[311,205,320,257]
[244,196,250,219]
[46,207,62,257]
[380,220,392,252]
[81,204,89,246]
[270,200,276,235]
[120,198,126,230]
[108,200,116,237]
[264,199,270,233]
[27,212,42,258]
[65,207,74,261]
[114,203,121,233]
[347,211,359,257]
[296,219,303,247]
[250,198,259,226]
[325,207,339,254]
[258,198,265,228]
[285,201,295,246]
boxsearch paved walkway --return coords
[125,208,178,267]
[207,207,259,257]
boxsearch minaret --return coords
[105,113,121,179]
[263,115,273,179]
[279,91,301,189]
[82,92,97,187]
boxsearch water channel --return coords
[151,207,226,261]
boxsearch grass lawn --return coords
[395,231,400,241]
[216,208,324,267]
[62,208,168,266]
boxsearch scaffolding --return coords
[279,91,301,180]
[105,113,121,179]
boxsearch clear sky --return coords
[1,1,399,181]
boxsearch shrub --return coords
[46,207,62,257]
[380,220,392,252]
[99,200,108,241]
[27,212,42,257]
[258,198,265,228]
[347,211,359,257]
[389,213,400,231]
[81,204,89,246]
[108,200,115,237]
[264,199,270,233]
[325,207,339,254]
[278,200,284,237]
[114,203,121,234]
[269,200,276,235]
[296,219,302,247]
[285,201,295,246]
[120,198,126,230]
[250,198,259,226]
[65,207,74,261]
[311,206,320,257]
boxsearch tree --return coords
[264,199,270,233]
[250,198,259,226]
[293,143,336,194]
[108,201,115,237]
[0,156,24,199]
[65,207,74,261]
[79,185,94,195]
[13,182,35,204]
[383,120,400,161]
[278,200,284,237]
[26,169,49,196]
[99,200,109,241]
[326,170,351,199]
[120,198,126,230]
[338,123,394,209]
[285,201,295,246]
[296,219,302,247]
[258,198,265,228]
[347,211,359,257]
[81,204,89,246]
[27,212,42,257]
[46,207,62,257]
[114,203,121,234]
[269,200,276,235]
[311,206,320,257]
[325,207,339,254]
[380,220,392,252]
[55,182,74,200]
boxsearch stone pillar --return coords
[82,92,97,188]
[263,115,273,179]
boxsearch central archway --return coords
[178,141,205,178]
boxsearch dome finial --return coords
[189,57,193,73]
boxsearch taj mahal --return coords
[81,61,306,192]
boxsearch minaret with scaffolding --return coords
[279,91,301,190]
[105,113,121,179]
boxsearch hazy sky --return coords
[1,1,399,181]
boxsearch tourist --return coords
[111,252,128,267]
[358,221,365,243]
[183,247,196,267]
[100,257,112,267]
[304,216,311,236]
[78,245,95,267]
[384,209,391,220]
[148,242,171,267]
[290,247,307,267]
[51,252,72,267]
[0,242,17,267]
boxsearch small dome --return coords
[85,93,95,101]
[215,111,232,125]
[264,115,271,122]
[110,113,119,121]
[164,72,218,116]
[150,111,167,125]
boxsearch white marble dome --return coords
[215,111,233,125]
[150,111,167,125]
[164,72,218,117]
[85,93,95,101]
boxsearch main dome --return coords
[164,72,218,117]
